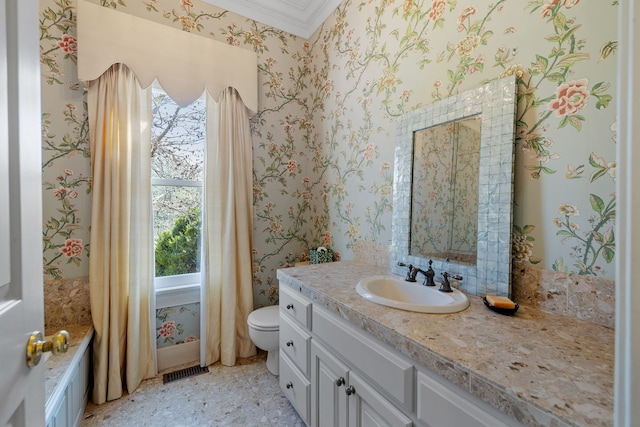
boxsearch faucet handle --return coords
[397,262,418,282]
[439,272,453,293]
[439,272,463,292]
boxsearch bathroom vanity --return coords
[278,261,613,427]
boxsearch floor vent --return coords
[163,365,209,384]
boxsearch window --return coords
[151,86,205,291]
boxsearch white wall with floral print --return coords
[156,303,200,349]
[39,0,618,322]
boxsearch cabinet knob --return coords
[335,377,345,387]
[345,385,356,396]
[286,304,294,310]
[286,382,293,389]
[286,340,294,347]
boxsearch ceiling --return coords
[201,0,343,39]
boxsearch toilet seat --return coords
[247,305,279,331]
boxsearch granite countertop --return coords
[277,261,614,427]
[45,323,94,403]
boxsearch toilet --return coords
[247,305,279,375]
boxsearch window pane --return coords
[153,185,202,277]
[151,88,205,181]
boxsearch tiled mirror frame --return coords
[391,75,517,297]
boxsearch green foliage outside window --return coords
[155,208,202,276]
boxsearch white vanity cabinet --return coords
[311,338,413,427]
[312,305,414,427]
[279,286,312,425]
[280,283,522,427]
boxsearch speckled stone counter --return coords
[277,261,613,427]
[45,323,94,402]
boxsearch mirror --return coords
[410,115,481,265]
[391,76,517,297]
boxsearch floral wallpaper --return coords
[411,120,480,264]
[156,303,200,349]
[39,0,617,311]
[41,0,91,281]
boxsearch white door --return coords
[0,1,46,426]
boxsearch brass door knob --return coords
[26,330,70,368]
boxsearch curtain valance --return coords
[77,0,258,112]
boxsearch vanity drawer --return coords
[280,353,311,425]
[312,305,414,412]
[280,285,312,329]
[280,313,311,377]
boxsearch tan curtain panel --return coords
[79,0,259,381]
[88,64,156,403]
[202,88,256,366]
[76,0,258,111]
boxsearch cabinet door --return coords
[311,341,349,427]
[347,371,412,427]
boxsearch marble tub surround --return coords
[44,276,91,330]
[45,323,93,401]
[512,263,615,329]
[277,261,613,427]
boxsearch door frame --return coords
[615,1,640,425]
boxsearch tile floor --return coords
[81,353,304,426]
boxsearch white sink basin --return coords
[355,275,469,314]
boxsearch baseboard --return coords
[157,340,199,371]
